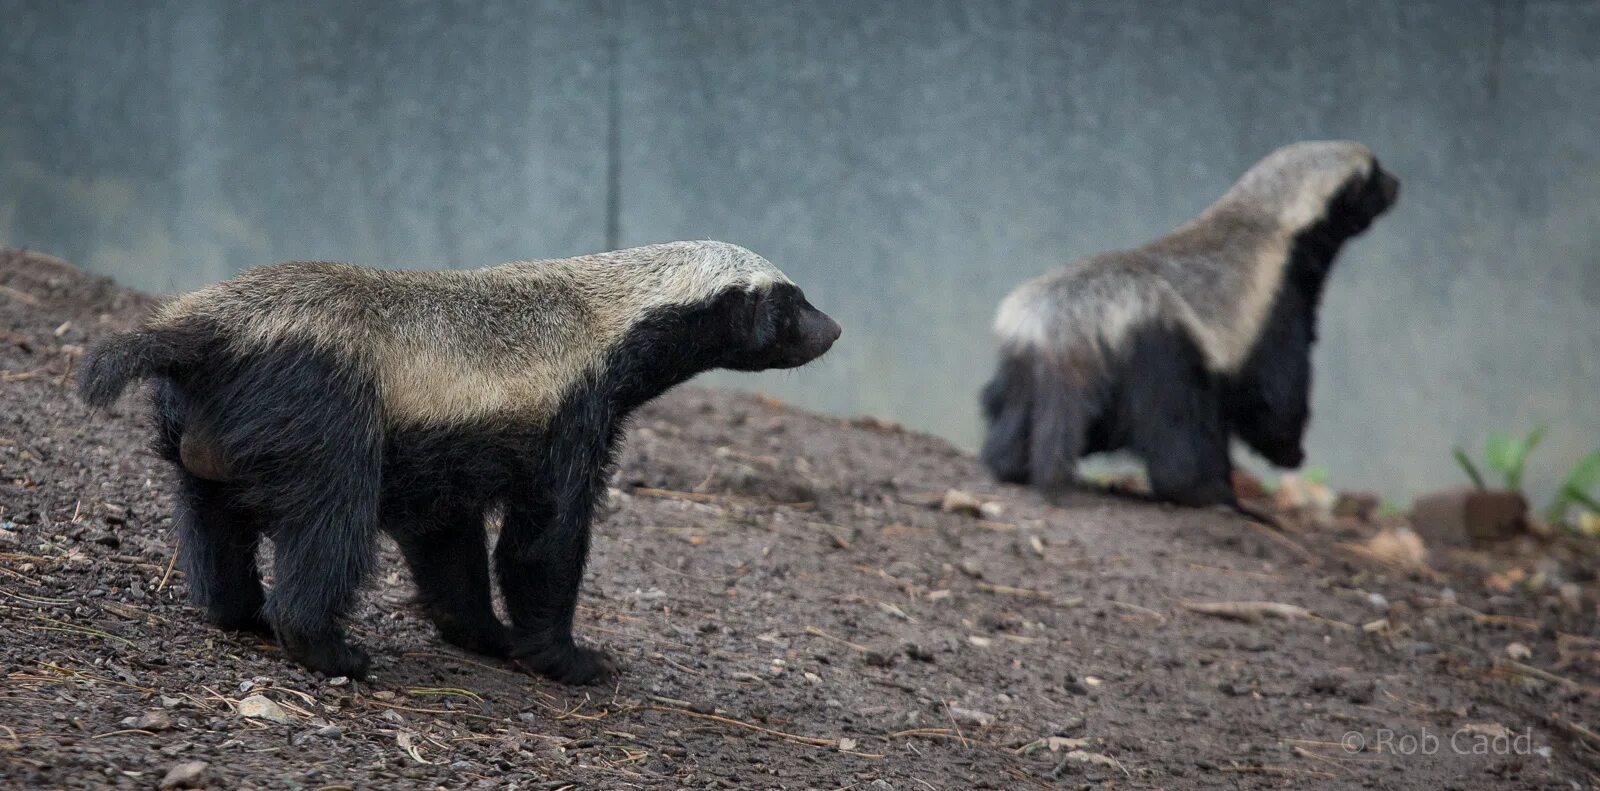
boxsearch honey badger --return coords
[78,241,840,683]
[982,141,1399,509]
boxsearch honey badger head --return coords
[716,281,842,371]
[572,241,840,396]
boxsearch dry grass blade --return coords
[0,284,41,306]
[1179,600,1312,623]
[407,687,486,704]
[804,625,869,652]
[1496,660,1600,696]
[630,486,812,509]
[646,704,873,754]
[30,615,137,647]
[1243,520,1319,564]
[975,581,1054,600]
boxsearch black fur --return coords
[982,163,1399,509]
[89,282,839,683]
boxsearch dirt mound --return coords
[1,249,1596,789]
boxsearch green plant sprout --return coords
[1452,448,1487,491]
[1485,426,1546,492]
[1453,426,1545,493]
[1546,449,1600,525]
[1298,466,1331,487]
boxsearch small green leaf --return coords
[1561,449,1600,495]
[1484,434,1516,476]
[1453,447,1487,491]
[1510,426,1547,490]
[1544,450,1600,523]
[1299,466,1330,487]
[1484,427,1546,491]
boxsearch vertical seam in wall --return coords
[603,0,623,251]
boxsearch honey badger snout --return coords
[727,284,842,371]
[790,304,842,364]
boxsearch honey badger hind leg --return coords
[392,510,510,658]
[176,475,271,635]
[980,355,1033,484]
[262,440,382,679]
[1023,355,1102,494]
[1122,326,1236,508]
[154,381,270,634]
[207,347,386,680]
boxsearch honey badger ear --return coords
[746,287,780,350]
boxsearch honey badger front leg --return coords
[495,422,619,685]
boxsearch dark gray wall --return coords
[4,0,1597,503]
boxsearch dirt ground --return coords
[2,248,1598,790]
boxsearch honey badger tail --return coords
[77,325,212,407]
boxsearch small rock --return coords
[1333,492,1381,521]
[1558,583,1584,613]
[947,705,996,727]
[159,760,208,789]
[1410,487,1528,545]
[867,780,894,791]
[1054,716,1087,735]
[940,489,983,517]
[1308,674,1343,695]
[863,650,895,668]
[1343,679,1376,704]
[977,501,1006,520]
[132,710,175,731]
[326,676,349,687]
[1505,642,1532,660]
[902,643,935,663]
[1231,469,1267,501]
[315,725,343,738]
[1275,474,1335,514]
[235,694,293,724]
[957,559,983,579]
[1362,528,1428,568]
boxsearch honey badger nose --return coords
[797,308,841,361]
[1378,170,1400,205]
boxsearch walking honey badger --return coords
[78,241,841,683]
[982,141,1399,508]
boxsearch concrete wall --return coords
[3,0,1597,503]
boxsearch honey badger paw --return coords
[276,626,372,679]
[435,619,512,659]
[511,637,614,685]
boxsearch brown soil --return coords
[2,248,1597,790]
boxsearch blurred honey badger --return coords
[77,241,840,683]
[982,141,1399,508]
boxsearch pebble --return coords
[1055,716,1087,735]
[1308,674,1343,695]
[235,695,293,725]
[125,710,175,731]
[1343,679,1377,704]
[159,760,209,790]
